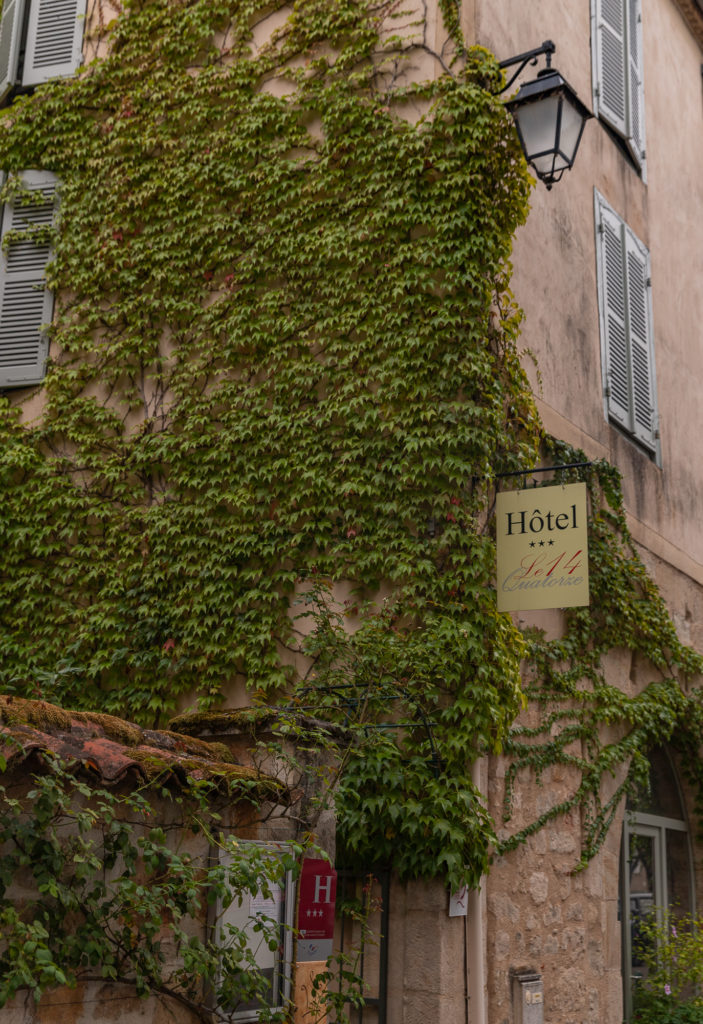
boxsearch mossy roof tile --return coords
[0,695,281,799]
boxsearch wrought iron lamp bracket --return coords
[496,39,555,93]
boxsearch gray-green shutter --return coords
[626,0,645,168]
[0,170,57,389]
[594,0,628,137]
[598,201,631,430]
[22,0,85,86]
[0,0,25,101]
[624,226,656,451]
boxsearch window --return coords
[0,0,86,102]
[591,0,645,172]
[594,189,659,458]
[215,842,295,1021]
[620,749,694,1020]
[0,170,58,389]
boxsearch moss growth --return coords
[0,696,73,732]
[80,711,143,746]
[168,707,279,735]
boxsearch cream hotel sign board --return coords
[496,482,589,612]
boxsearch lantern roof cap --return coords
[506,68,593,123]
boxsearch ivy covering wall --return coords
[0,0,701,891]
[0,0,534,714]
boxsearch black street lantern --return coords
[498,41,593,189]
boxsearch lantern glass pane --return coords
[513,94,560,166]
[558,94,585,163]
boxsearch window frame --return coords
[594,188,660,463]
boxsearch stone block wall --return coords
[387,878,467,1024]
[486,761,625,1024]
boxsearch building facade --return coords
[0,1,702,1023]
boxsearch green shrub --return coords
[632,912,703,1024]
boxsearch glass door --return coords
[623,825,661,992]
[621,815,692,1018]
[621,748,694,1021]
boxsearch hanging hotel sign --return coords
[496,482,589,612]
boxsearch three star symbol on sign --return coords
[306,909,325,917]
[529,539,555,548]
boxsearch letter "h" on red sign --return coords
[314,875,333,903]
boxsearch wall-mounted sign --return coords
[297,857,337,962]
[496,482,589,612]
[448,885,468,918]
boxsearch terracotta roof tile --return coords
[0,695,283,799]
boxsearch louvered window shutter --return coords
[596,192,658,455]
[22,0,85,86]
[0,170,57,389]
[626,0,645,168]
[0,0,25,101]
[597,201,631,430]
[594,0,628,138]
[624,227,656,451]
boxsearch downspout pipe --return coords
[468,757,488,1024]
